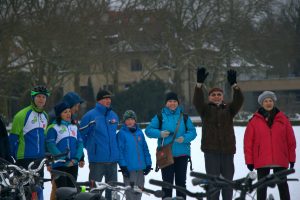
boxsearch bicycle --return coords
[52,169,164,200]
[0,151,68,200]
[149,178,208,200]
[190,168,298,200]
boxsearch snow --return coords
[44,126,300,200]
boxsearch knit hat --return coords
[31,85,50,97]
[63,92,84,107]
[208,87,223,95]
[165,92,179,103]
[96,90,113,101]
[123,110,137,121]
[54,102,70,117]
[258,91,277,106]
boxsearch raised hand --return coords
[197,67,209,83]
[227,69,237,86]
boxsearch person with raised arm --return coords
[193,68,244,200]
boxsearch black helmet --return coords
[31,85,50,97]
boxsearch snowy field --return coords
[44,126,300,200]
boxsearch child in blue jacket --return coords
[117,110,152,200]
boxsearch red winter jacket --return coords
[244,111,296,169]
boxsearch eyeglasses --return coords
[210,93,223,97]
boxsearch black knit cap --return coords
[165,92,179,103]
[96,90,113,101]
[54,102,70,117]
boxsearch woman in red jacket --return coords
[244,91,296,200]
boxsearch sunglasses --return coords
[210,93,223,97]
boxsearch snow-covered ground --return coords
[44,126,300,200]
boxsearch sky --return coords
[44,126,300,200]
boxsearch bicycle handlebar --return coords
[149,179,207,200]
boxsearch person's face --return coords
[208,92,224,104]
[262,98,274,111]
[70,103,80,115]
[125,118,136,127]
[98,98,111,107]
[166,100,178,111]
[61,108,72,122]
[33,94,47,109]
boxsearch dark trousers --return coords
[257,167,290,200]
[161,156,188,199]
[204,152,234,200]
[53,165,78,188]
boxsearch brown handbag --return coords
[156,113,183,169]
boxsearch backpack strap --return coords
[157,112,189,131]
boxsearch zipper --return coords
[105,113,111,159]
[132,132,142,168]
[37,113,40,155]
[67,125,71,159]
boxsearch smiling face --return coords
[60,108,72,122]
[262,98,275,111]
[166,100,178,111]
[98,97,111,108]
[125,118,136,127]
[208,91,224,105]
[33,94,47,109]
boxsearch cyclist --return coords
[9,85,50,200]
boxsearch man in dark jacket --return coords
[193,67,244,200]
[0,115,13,163]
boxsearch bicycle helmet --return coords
[31,85,50,97]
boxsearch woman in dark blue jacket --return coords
[117,110,152,200]
[145,92,197,199]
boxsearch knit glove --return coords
[197,67,209,83]
[143,165,152,175]
[247,164,254,171]
[227,69,237,86]
[120,166,130,178]
[290,162,295,169]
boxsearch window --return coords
[131,59,142,71]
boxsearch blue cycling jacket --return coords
[79,103,119,163]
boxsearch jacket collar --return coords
[95,103,112,115]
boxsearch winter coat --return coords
[193,86,244,154]
[145,106,196,157]
[0,117,13,163]
[9,105,48,160]
[46,120,83,168]
[117,125,152,171]
[79,103,119,163]
[244,111,296,169]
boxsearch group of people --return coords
[0,68,297,200]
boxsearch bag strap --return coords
[161,112,183,146]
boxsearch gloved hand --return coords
[227,69,237,86]
[66,159,78,167]
[143,165,152,175]
[197,67,209,83]
[160,130,170,138]
[290,162,295,169]
[247,164,254,171]
[120,166,130,178]
[175,136,184,143]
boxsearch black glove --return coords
[197,67,209,83]
[290,162,295,169]
[247,164,254,171]
[227,69,237,86]
[143,165,152,175]
[120,166,130,178]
